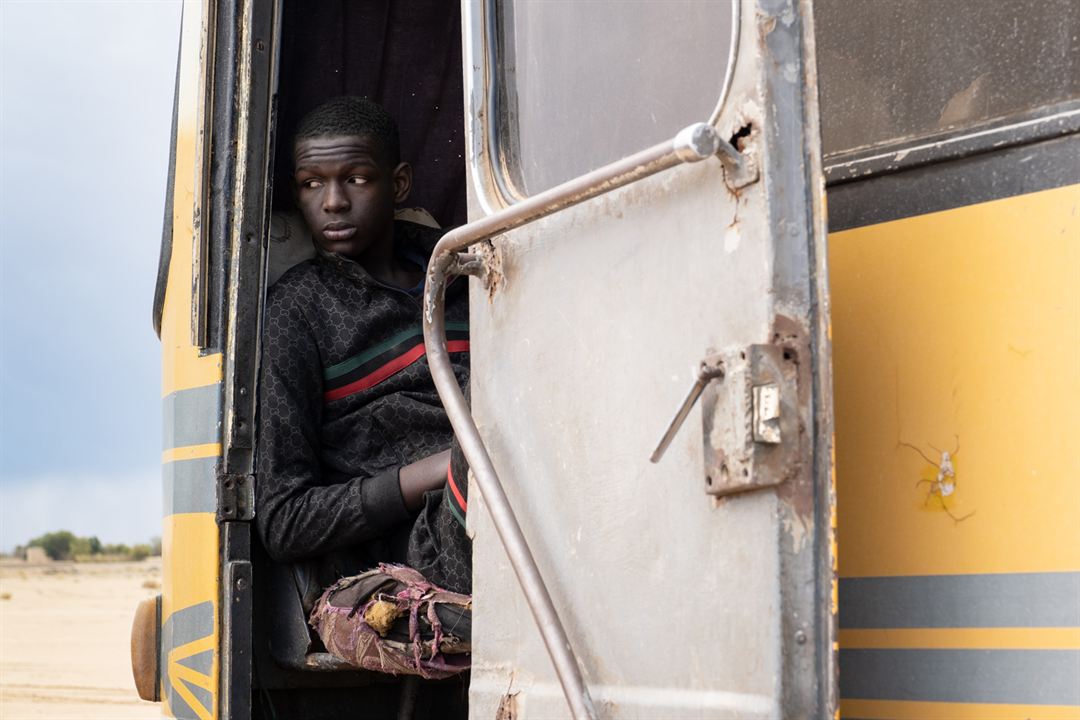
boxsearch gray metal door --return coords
[427,1,836,716]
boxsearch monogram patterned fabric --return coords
[257,220,471,599]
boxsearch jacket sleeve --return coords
[255,289,410,562]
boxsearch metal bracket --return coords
[702,345,799,496]
[217,469,255,522]
[714,135,759,189]
[674,123,759,190]
[450,251,485,279]
[651,344,800,497]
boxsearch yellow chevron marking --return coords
[172,678,213,720]
[171,661,213,692]
[162,512,218,718]
[169,631,215,662]
[168,633,215,720]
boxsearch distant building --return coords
[25,547,48,564]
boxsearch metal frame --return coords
[152,38,183,339]
[451,1,836,717]
[824,99,1080,186]
[423,123,734,720]
[780,2,838,712]
[192,1,222,350]
[827,130,1080,232]
[216,0,280,716]
[469,0,742,210]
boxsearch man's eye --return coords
[300,179,322,189]
[347,176,369,185]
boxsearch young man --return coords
[257,96,472,676]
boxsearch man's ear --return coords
[392,162,413,204]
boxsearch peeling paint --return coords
[900,439,975,523]
[783,507,810,553]
[772,314,815,524]
[496,689,519,720]
[478,239,505,301]
[724,222,742,253]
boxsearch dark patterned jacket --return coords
[256,221,470,585]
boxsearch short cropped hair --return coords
[294,96,400,166]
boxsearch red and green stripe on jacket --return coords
[323,321,470,403]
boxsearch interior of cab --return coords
[255,2,469,717]
[265,0,467,283]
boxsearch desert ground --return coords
[0,558,162,719]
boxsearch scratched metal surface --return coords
[461,0,835,716]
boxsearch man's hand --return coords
[398,449,452,512]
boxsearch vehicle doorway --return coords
[256,2,469,718]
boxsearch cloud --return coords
[0,0,181,479]
[0,1,178,551]
[0,469,162,552]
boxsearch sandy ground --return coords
[0,559,163,719]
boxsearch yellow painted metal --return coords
[162,512,219,720]
[841,698,1080,720]
[831,184,1080,718]
[159,1,221,717]
[831,184,1080,579]
[839,627,1080,650]
[161,0,222,399]
[163,443,222,464]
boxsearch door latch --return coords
[650,355,726,463]
[651,345,800,497]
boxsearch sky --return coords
[0,0,182,551]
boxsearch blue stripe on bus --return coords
[840,648,1080,706]
[163,456,216,515]
[840,573,1080,629]
[162,383,220,450]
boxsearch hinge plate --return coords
[217,469,255,522]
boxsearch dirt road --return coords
[0,559,162,719]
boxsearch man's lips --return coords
[322,224,357,242]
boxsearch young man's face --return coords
[293,134,412,261]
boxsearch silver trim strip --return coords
[840,648,1080,706]
[824,103,1080,184]
[164,456,218,516]
[840,573,1080,629]
[163,383,221,450]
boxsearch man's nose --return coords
[323,181,350,213]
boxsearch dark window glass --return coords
[815,0,1080,157]
[495,0,735,196]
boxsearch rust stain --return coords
[495,689,519,720]
[759,14,778,37]
[478,239,504,302]
[772,313,815,524]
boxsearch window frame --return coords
[466,0,742,211]
[823,99,1080,187]
[814,0,1080,181]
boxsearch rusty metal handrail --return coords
[423,123,729,720]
